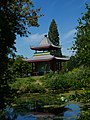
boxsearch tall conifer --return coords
[48,19,62,57]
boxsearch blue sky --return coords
[15,0,90,58]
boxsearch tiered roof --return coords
[30,35,60,50]
[24,52,69,63]
[23,35,69,63]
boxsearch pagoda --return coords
[24,35,69,75]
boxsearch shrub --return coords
[41,67,90,90]
[10,77,45,94]
[67,67,90,89]
[42,73,68,90]
[11,67,90,93]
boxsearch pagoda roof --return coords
[23,54,54,62]
[23,54,69,63]
[30,35,60,50]
[55,57,70,61]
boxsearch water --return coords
[5,103,80,120]
[16,115,37,120]
[64,103,80,120]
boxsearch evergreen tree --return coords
[48,19,62,57]
[72,4,90,67]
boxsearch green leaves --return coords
[73,4,90,67]
[0,0,41,109]
[12,56,32,78]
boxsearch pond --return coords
[5,103,80,120]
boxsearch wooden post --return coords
[59,62,62,71]
[32,63,33,75]
[50,61,54,72]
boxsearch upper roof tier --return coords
[30,35,60,51]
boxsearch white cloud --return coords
[24,33,47,46]
[61,29,76,56]
[63,29,76,40]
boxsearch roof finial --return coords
[44,34,47,37]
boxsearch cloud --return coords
[61,29,76,56]
[63,29,76,40]
[24,33,47,46]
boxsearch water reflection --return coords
[5,103,80,120]
[16,115,37,120]
[64,103,80,120]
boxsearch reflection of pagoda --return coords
[24,35,69,75]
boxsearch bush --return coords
[42,73,68,90]
[67,67,90,89]
[41,67,90,90]
[11,67,90,93]
[10,77,45,94]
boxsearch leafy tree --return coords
[72,4,90,67]
[48,19,62,57]
[0,0,41,109]
[12,56,32,78]
[66,56,79,71]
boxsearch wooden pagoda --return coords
[24,35,69,75]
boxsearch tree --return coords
[0,0,41,109]
[12,56,32,78]
[48,19,62,57]
[72,4,90,67]
[66,56,79,71]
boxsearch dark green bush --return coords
[42,73,68,90]
[67,67,90,89]
[42,67,90,90]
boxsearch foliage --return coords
[66,55,79,71]
[42,67,90,90]
[48,19,59,46]
[10,67,90,94]
[9,67,90,119]
[0,0,41,109]
[69,90,90,120]
[12,56,32,78]
[0,61,16,109]
[10,77,45,94]
[0,110,6,120]
[66,67,90,89]
[72,4,90,67]
[78,111,90,120]
[43,73,67,90]
[48,19,62,57]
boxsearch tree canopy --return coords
[0,0,41,109]
[12,56,32,78]
[72,4,90,67]
[0,0,41,56]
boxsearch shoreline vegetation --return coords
[8,66,90,119]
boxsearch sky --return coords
[15,0,90,58]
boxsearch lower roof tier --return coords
[23,55,69,63]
